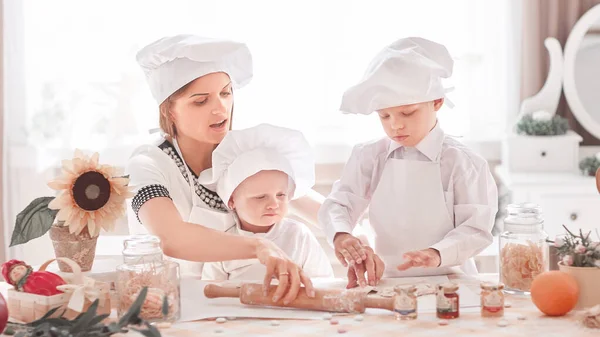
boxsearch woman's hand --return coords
[255,238,315,305]
[345,246,385,288]
[396,248,441,271]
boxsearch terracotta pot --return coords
[48,225,98,272]
[558,262,600,309]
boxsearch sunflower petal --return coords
[90,152,99,167]
[68,217,83,235]
[88,218,97,237]
[56,205,74,222]
[74,149,85,159]
[62,159,75,175]
[109,177,129,186]
[72,158,88,174]
[47,179,71,191]
[48,192,72,210]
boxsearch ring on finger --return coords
[279,272,290,276]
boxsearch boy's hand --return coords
[396,248,441,271]
[333,233,367,266]
[346,246,385,288]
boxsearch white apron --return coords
[368,149,478,277]
[172,138,236,276]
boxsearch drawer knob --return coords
[570,213,578,221]
[540,151,547,157]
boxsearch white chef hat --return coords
[340,37,454,115]
[198,124,315,206]
[136,34,253,105]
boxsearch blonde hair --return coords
[158,81,234,137]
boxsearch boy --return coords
[200,123,334,280]
[319,37,498,285]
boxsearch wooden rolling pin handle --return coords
[364,296,394,311]
[204,284,242,299]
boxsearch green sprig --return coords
[547,225,600,268]
[6,286,164,337]
[515,114,569,136]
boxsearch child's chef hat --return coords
[340,37,454,114]
[198,124,315,205]
[137,34,253,104]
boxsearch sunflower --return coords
[47,149,134,237]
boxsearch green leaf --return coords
[118,287,148,326]
[162,295,169,317]
[70,299,100,333]
[88,314,111,327]
[28,306,63,326]
[10,196,59,247]
[130,324,162,337]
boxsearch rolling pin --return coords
[204,283,394,313]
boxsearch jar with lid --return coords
[480,282,504,317]
[393,285,417,320]
[436,283,459,319]
[499,203,548,294]
[116,234,181,322]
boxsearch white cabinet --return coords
[495,165,600,240]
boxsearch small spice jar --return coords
[480,282,505,317]
[116,235,181,323]
[393,285,417,320]
[436,283,460,319]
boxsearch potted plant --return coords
[9,149,133,272]
[548,225,600,309]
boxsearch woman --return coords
[126,34,324,302]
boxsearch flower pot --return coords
[558,262,600,309]
[49,225,98,272]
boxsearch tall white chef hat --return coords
[340,37,454,115]
[136,34,253,104]
[198,124,315,206]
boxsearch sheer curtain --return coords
[3,0,519,263]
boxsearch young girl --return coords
[200,123,334,283]
[319,37,498,284]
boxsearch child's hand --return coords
[396,248,441,271]
[346,246,385,288]
[333,233,367,266]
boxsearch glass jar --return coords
[499,203,548,294]
[436,283,459,319]
[116,235,181,322]
[393,285,417,320]
[480,282,504,317]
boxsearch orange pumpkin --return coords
[531,271,579,316]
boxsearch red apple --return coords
[0,292,8,333]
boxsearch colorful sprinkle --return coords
[497,320,509,327]
[216,317,227,324]
[354,315,364,321]
[337,327,348,334]
[504,302,512,308]
[517,315,527,321]
[438,319,449,326]
[330,319,339,325]
[323,313,333,320]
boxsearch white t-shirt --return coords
[202,218,334,280]
[125,137,234,276]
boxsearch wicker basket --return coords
[7,258,111,322]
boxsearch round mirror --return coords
[564,4,600,139]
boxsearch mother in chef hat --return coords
[126,35,322,301]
